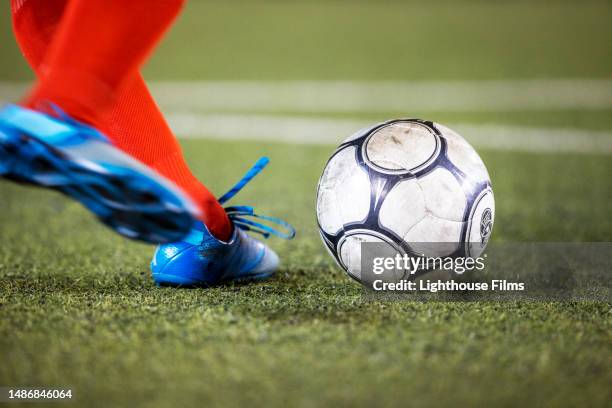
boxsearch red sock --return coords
[23,0,183,124]
[107,77,232,241]
[11,0,232,241]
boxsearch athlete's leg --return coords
[1,0,199,242]
[107,79,232,241]
[23,0,182,125]
[10,0,66,71]
[9,0,293,282]
[10,0,231,240]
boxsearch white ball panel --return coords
[378,179,426,238]
[338,233,398,281]
[403,215,463,257]
[365,122,437,171]
[437,123,490,184]
[316,146,371,235]
[418,168,466,222]
[434,123,470,146]
[316,183,341,236]
[466,189,495,258]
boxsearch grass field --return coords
[0,1,611,407]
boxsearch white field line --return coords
[1,80,612,153]
[167,112,612,154]
[152,79,612,112]
[1,78,612,112]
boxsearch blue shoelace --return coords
[219,157,295,240]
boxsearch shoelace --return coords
[219,157,296,240]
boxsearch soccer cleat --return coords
[151,157,295,287]
[0,104,199,243]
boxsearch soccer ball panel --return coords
[378,179,426,238]
[437,123,491,183]
[418,168,466,222]
[338,231,399,281]
[364,122,439,173]
[466,188,495,258]
[403,214,463,257]
[317,146,371,235]
[434,123,470,146]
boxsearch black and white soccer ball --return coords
[316,119,495,283]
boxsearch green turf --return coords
[0,140,611,407]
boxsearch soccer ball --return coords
[316,119,494,282]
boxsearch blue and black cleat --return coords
[151,157,295,287]
[0,104,199,243]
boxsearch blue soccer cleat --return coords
[151,157,295,287]
[0,104,199,243]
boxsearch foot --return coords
[150,158,295,287]
[0,104,199,243]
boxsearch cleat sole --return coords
[0,126,195,243]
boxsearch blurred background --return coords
[2,0,612,140]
